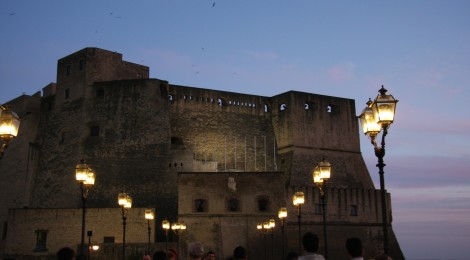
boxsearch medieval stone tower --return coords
[0,48,403,259]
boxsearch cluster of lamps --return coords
[358,85,398,254]
[161,219,186,254]
[0,105,20,158]
[256,219,275,260]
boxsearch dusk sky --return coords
[1,1,469,259]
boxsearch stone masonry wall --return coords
[5,208,152,259]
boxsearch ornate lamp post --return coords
[162,219,170,251]
[292,191,305,254]
[257,221,271,260]
[278,207,288,259]
[75,160,96,255]
[358,85,398,255]
[269,219,275,259]
[313,157,331,259]
[171,221,186,257]
[145,209,155,256]
[0,105,20,158]
[118,192,132,260]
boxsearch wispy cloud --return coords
[326,61,356,83]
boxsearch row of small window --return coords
[168,95,336,113]
[194,197,270,213]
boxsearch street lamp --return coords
[269,219,275,259]
[358,85,398,255]
[292,191,305,254]
[278,207,288,258]
[313,157,331,259]
[0,105,20,158]
[171,221,186,258]
[75,160,96,255]
[257,221,272,260]
[118,192,132,260]
[162,219,170,251]
[145,209,155,256]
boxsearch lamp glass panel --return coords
[278,207,288,219]
[162,220,170,230]
[0,109,20,138]
[145,209,154,220]
[269,219,275,228]
[359,106,381,135]
[84,170,95,185]
[118,193,127,206]
[372,94,397,124]
[319,161,331,179]
[75,163,88,182]
[124,196,132,208]
[293,192,305,206]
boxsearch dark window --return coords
[103,236,115,243]
[228,199,240,212]
[79,60,85,71]
[195,199,206,212]
[34,230,48,252]
[350,205,358,216]
[257,198,269,212]
[96,89,105,97]
[90,126,100,137]
[65,89,70,99]
[66,65,71,75]
[2,221,7,240]
[137,73,143,78]
[314,203,323,215]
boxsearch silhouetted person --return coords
[299,232,325,260]
[168,248,178,260]
[233,246,247,260]
[285,251,299,260]
[153,250,168,260]
[75,255,86,260]
[57,247,75,260]
[374,254,392,260]
[345,237,364,260]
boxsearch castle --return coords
[0,48,404,259]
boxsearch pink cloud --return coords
[326,62,356,83]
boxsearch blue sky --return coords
[1,1,469,259]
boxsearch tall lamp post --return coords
[359,85,398,255]
[145,209,155,256]
[278,207,288,259]
[292,191,305,254]
[257,221,272,260]
[0,105,20,158]
[171,221,186,257]
[269,219,275,259]
[75,160,96,255]
[118,192,132,260]
[313,157,331,259]
[162,219,170,251]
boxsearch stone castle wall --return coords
[0,47,403,259]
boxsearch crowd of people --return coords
[56,233,393,260]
